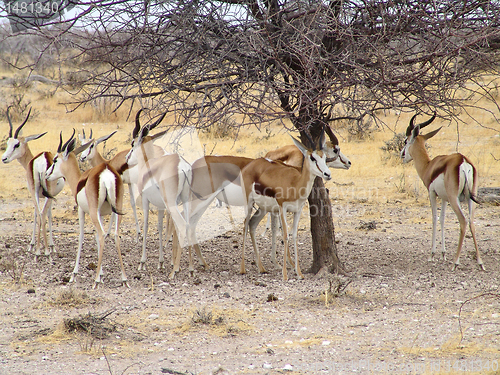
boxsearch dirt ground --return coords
[1,191,500,375]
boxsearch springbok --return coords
[126,111,205,278]
[241,133,332,280]
[46,130,129,288]
[79,128,167,245]
[400,113,484,270]
[1,108,65,260]
[186,125,351,270]
[265,125,351,170]
[263,125,351,265]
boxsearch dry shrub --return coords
[63,309,117,339]
[201,117,238,139]
[381,132,406,159]
[0,247,26,284]
[50,288,91,307]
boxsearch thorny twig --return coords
[458,293,500,346]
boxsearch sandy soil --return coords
[1,192,500,375]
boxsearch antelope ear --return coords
[291,135,308,155]
[151,130,168,142]
[73,141,92,156]
[96,131,117,144]
[25,132,47,142]
[411,124,420,139]
[423,126,442,140]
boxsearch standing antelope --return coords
[1,108,65,260]
[265,125,351,170]
[186,125,351,271]
[241,134,332,280]
[126,111,199,278]
[400,114,484,270]
[79,128,166,245]
[263,125,351,265]
[126,112,230,277]
[46,131,129,288]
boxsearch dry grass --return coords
[1,75,499,224]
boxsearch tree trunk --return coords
[307,176,343,274]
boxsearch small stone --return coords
[27,288,35,294]
[283,364,293,371]
[147,314,159,320]
[267,293,278,302]
[263,363,273,369]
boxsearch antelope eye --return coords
[13,143,19,149]
[310,155,316,162]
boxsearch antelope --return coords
[400,113,484,270]
[126,111,223,278]
[46,130,129,288]
[263,125,351,264]
[78,128,166,244]
[241,133,332,280]
[265,125,351,170]
[1,108,65,260]
[186,125,351,270]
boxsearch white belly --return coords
[429,174,448,201]
[142,181,167,209]
[217,182,246,207]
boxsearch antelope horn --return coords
[62,129,76,152]
[417,112,437,130]
[6,106,13,138]
[406,114,418,136]
[303,131,315,149]
[14,107,32,138]
[89,128,93,139]
[133,109,143,139]
[147,112,167,133]
[324,124,339,145]
[318,128,326,150]
[58,131,63,153]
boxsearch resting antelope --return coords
[400,114,484,270]
[1,108,64,260]
[241,134,332,280]
[46,131,129,288]
[79,129,166,244]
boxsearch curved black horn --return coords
[303,131,315,149]
[149,112,167,131]
[62,129,76,152]
[14,107,32,138]
[58,131,63,153]
[89,128,93,139]
[417,112,436,130]
[406,114,418,136]
[82,128,86,139]
[133,109,143,139]
[323,124,338,145]
[318,128,326,150]
[6,106,13,138]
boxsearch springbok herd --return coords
[1,109,485,289]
